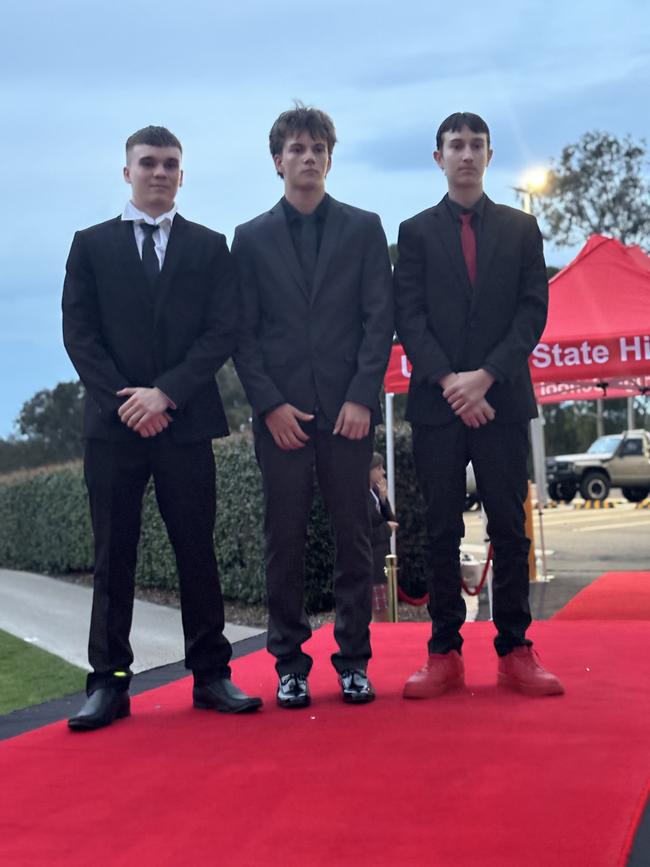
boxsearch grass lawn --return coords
[0,629,86,715]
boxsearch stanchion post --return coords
[385,392,396,556]
[385,554,399,622]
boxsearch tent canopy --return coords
[531,235,650,402]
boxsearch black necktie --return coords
[141,223,160,285]
[301,213,318,291]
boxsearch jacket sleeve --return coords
[393,220,453,383]
[62,231,127,415]
[231,227,287,416]
[153,233,238,407]
[481,215,548,383]
[344,214,394,408]
[380,497,396,522]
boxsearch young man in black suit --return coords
[62,126,262,730]
[394,112,563,699]
[233,105,393,707]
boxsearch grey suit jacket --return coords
[232,196,394,429]
[394,196,548,426]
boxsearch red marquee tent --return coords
[531,235,650,404]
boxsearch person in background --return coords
[369,453,398,622]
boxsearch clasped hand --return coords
[117,387,173,438]
[441,370,496,428]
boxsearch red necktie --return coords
[460,212,477,286]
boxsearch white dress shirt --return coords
[119,200,178,409]
[121,201,177,270]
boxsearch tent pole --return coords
[596,399,604,437]
[529,408,549,580]
[385,392,396,556]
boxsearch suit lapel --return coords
[154,213,188,318]
[429,202,473,299]
[114,218,153,302]
[267,201,309,298]
[472,196,501,313]
[312,197,347,303]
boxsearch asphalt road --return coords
[462,495,650,619]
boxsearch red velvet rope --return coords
[397,544,494,605]
[461,543,493,596]
[397,586,429,606]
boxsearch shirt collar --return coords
[121,200,177,226]
[444,192,486,222]
[282,193,330,224]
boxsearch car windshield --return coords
[587,435,622,455]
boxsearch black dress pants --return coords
[412,419,533,656]
[255,423,374,676]
[83,435,232,693]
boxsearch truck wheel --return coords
[622,487,650,503]
[580,471,610,501]
[548,482,561,502]
[557,481,577,502]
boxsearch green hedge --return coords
[0,426,428,612]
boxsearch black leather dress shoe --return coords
[277,673,310,708]
[68,687,130,731]
[193,678,262,714]
[338,669,375,704]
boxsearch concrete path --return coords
[0,569,263,673]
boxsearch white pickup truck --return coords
[546,429,650,502]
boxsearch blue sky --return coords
[1,0,649,436]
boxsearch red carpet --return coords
[1,621,649,867]
[552,571,650,620]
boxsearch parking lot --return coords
[462,493,650,619]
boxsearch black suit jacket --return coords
[62,214,237,442]
[232,197,393,429]
[369,491,395,549]
[393,196,548,426]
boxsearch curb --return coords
[572,500,615,510]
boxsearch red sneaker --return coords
[498,646,564,696]
[403,651,465,699]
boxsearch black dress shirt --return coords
[281,194,330,285]
[444,192,486,252]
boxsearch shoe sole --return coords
[276,696,311,709]
[497,675,564,697]
[193,698,262,714]
[402,677,465,700]
[67,701,131,731]
[342,693,376,704]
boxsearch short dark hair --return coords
[125,126,182,158]
[370,452,385,471]
[436,112,490,151]
[269,102,336,175]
